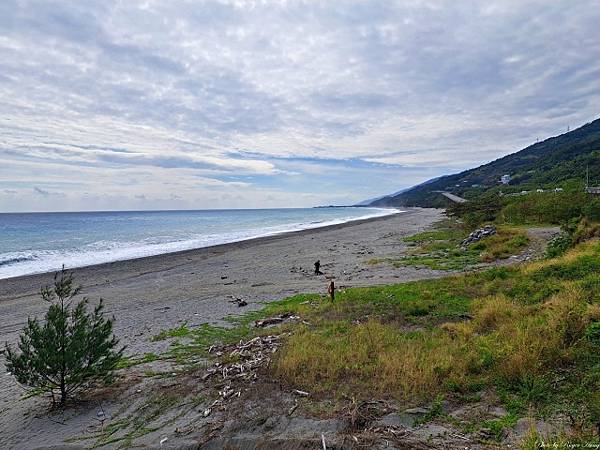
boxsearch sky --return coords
[1,0,599,212]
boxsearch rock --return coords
[489,406,508,418]
[373,412,417,428]
[412,423,451,439]
[503,417,560,447]
[404,407,430,415]
[229,297,248,307]
[153,306,170,311]
[512,418,555,439]
[277,417,345,437]
[461,225,497,248]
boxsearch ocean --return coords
[0,207,399,280]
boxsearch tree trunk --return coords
[60,375,66,405]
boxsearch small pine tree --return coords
[4,267,125,405]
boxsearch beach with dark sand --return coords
[0,207,445,449]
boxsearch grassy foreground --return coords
[152,235,600,444]
[274,241,600,401]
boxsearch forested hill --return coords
[370,117,600,208]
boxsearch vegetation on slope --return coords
[444,183,600,227]
[371,117,600,208]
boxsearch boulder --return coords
[461,225,497,248]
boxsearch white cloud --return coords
[0,0,599,210]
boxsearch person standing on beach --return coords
[314,260,322,275]
[328,280,335,302]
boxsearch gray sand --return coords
[0,207,444,448]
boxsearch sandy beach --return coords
[0,207,445,448]
[0,208,443,350]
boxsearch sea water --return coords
[0,207,399,279]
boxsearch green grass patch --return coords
[403,228,464,243]
[396,221,530,270]
[481,413,519,441]
[152,323,192,341]
[117,352,160,369]
[398,249,480,270]
[269,240,600,438]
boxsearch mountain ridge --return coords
[369,118,600,208]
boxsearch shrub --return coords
[4,268,124,405]
[447,194,503,227]
[546,232,573,258]
[585,322,600,346]
[583,197,600,222]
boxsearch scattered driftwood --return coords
[343,399,393,431]
[364,425,409,438]
[354,425,432,450]
[203,334,288,383]
[254,313,299,328]
[201,334,290,417]
[292,389,310,397]
[288,401,299,416]
[203,399,221,417]
[461,225,496,248]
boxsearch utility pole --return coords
[587,164,590,189]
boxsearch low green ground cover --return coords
[393,220,530,270]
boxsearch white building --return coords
[500,174,511,185]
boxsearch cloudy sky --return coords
[1,0,599,212]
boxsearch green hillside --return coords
[371,118,600,208]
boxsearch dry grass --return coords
[473,227,530,262]
[399,223,530,270]
[469,294,525,333]
[523,239,598,275]
[273,242,600,406]
[274,320,469,400]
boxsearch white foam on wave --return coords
[0,208,401,280]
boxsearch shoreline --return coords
[0,208,402,289]
[1,207,445,448]
[0,207,401,283]
[0,207,444,341]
